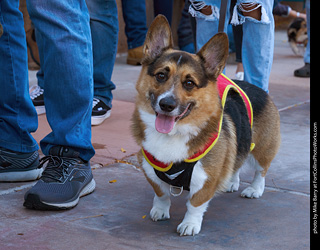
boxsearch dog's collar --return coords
[142,73,254,173]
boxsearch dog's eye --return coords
[183,80,196,90]
[155,72,167,83]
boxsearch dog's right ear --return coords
[142,15,173,64]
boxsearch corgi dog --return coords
[131,15,281,236]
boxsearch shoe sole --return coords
[23,178,96,210]
[0,168,43,182]
[91,110,111,126]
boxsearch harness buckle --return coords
[170,185,183,197]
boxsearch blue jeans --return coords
[154,0,173,25]
[87,0,118,108]
[37,0,118,108]
[304,0,310,64]
[121,0,147,49]
[0,0,95,161]
[189,0,274,92]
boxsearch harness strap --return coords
[154,161,197,191]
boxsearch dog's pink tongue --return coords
[155,114,175,134]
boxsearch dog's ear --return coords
[142,15,173,64]
[197,32,229,80]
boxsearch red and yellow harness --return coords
[142,73,255,173]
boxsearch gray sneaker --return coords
[23,146,95,210]
[0,148,42,182]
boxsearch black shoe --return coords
[30,85,45,115]
[91,97,111,126]
[294,63,310,78]
[23,146,96,210]
[0,148,42,182]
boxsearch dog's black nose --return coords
[159,96,177,112]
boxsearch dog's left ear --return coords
[142,15,173,64]
[197,32,229,80]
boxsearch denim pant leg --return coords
[189,0,231,52]
[304,0,310,64]
[0,0,39,153]
[121,0,148,49]
[154,0,173,25]
[27,0,95,161]
[86,0,118,108]
[231,0,274,92]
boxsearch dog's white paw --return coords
[176,200,208,236]
[177,220,201,236]
[150,194,171,221]
[241,186,263,199]
[225,181,240,192]
[224,170,240,192]
[150,206,170,221]
[241,169,265,199]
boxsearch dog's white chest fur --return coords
[139,109,200,163]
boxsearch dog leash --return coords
[218,0,228,33]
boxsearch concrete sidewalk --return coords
[0,30,310,250]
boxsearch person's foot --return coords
[91,97,111,126]
[0,148,42,182]
[23,146,96,210]
[294,63,310,77]
[30,85,45,115]
[127,45,143,65]
[235,72,244,81]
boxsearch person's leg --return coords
[0,0,42,182]
[153,0,173,25]
[0,0,38,153]
[178,0,195,53]
[27,0,95,161]
[304,0,310,65]
[121,0,147,50]
[121,0,148,65]
[294,0,310,77]
[231,9,244,80]
[86,0,118,110]
[231,0,274,92]
[189,0,230,52]
[24,0,96,210]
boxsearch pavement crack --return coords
[0,183,35,196]
[240,181,309,197]
[278,100,310,112]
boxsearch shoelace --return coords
[92,98,100,109]
[29,85,44,100]
[39,155,77,182]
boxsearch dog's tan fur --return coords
[131,15,281,236]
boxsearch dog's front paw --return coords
[150,194,171,221]
[241,186,263,199]
[177,220,201,236]
[150,206,170,221]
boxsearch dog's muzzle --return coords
[154,96,194,134]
